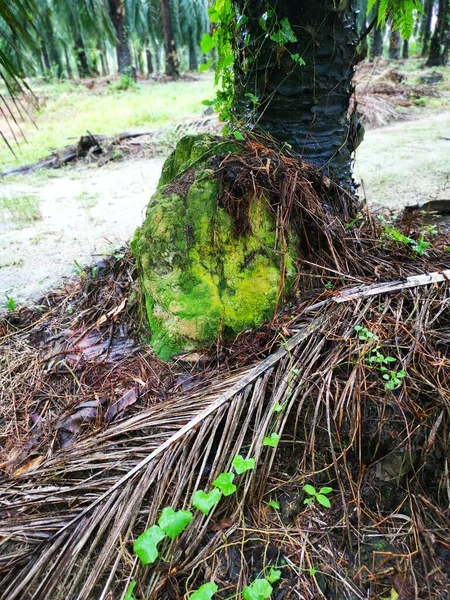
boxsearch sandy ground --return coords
[0,158,164,305]
[1,111,449,308]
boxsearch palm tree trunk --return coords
[146,47,154,76]
[421,0,435,55]
[370,1,384,59]
[74,37,90,78]
[108,0,132,74]
[389,29,401,59]
[427,0,448,66]
[161,0,180,78]
[232,0,362,187]
[188,40,198,71]
[402,38,409,59]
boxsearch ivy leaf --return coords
[270,17,297,45]
[232,455,256,474]
[157,507,193,540]
[266,567,282,583]
[189,582,219,600]
[198,58,213,73]
[267,500,280,510]
[242,578,273,600]
[303,484,316,496]
[291,53,305,65]
[233,130,244,140]
[212,472,236,496]
[192,489,222,515]
[316,494,331,509]
[133,525,165,565]
[262,433,280,448]
[124,581,137,600]
[200,32,217,54]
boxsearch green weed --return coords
[0,194,41,225]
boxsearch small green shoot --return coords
[303,484,332,509]
[157,507,193,539]
[242,578,273,600]
[124,581,137,600]
[381,367,406,390]
[266,567,282,584]
[133,525,165,565]
[233,130,245,140]
[232,455,256,474]
[267,500,280,510]
[263,433,280,448]
[354,325,379,342]
[188,582,218,599]
[212,472,236,496]
[273,402,284,413]
[5,296,15,311]
[192,489,222,515]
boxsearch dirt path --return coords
[1,112,449,309]
[0,158,164,305]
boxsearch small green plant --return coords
[267,500,280,510]
[303,484,332,508]
[110,68,137,91]
[378,217,432,257]
[324,281,333,290]
[354,325,379,342]
[242,578,273,600]
[124,581,137,600]
[72,259,84,275]
[381,367,407,390]
[5,295,16,311]
[0,194,41,226]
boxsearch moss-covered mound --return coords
[132,135,299,360]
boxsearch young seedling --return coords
[354,325,379,342]
[242,578,273,600]
[303,484,332,509]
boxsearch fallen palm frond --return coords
[1,271,449,599]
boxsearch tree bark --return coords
[161,0,180,78]
[188,40,199,71]
[232,0,362,186]
[108,0,133,74]
[389,29,401,59]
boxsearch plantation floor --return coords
[0,110,449,309]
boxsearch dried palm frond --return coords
[1,275,449,599]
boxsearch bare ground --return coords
[0,111,449,308]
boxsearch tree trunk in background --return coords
[421,0,435,55]
[370,1,384,59]
[427,0,448,65]
[74,38,90,78]
[41,42,51,73]
[108,0,132,74]
[402,39,409,59]
[232,0,362,186]
[161,0,180,78]
[146,47,154,75]
[389,29,401,59]
[64,46,73,78]
[188,40,198,71]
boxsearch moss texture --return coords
[132,135,299,360]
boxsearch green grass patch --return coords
[0,74,215,170]
[76,190,100,210]
[0,194,41,226]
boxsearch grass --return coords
[76,190,100,210]
[0,73,215,171]
[0,193,41,225]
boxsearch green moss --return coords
[132,135,299,360]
